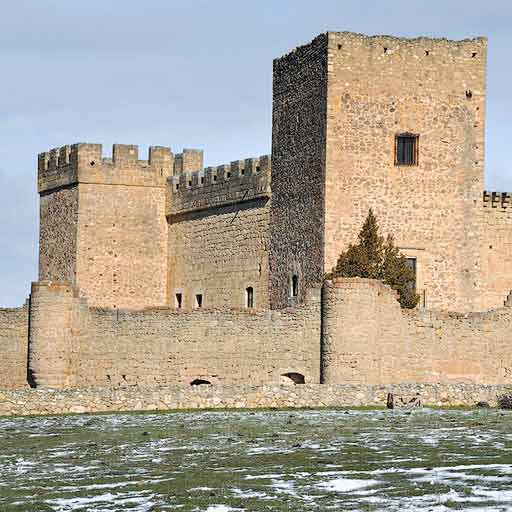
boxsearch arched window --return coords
[290,275,299,297]
[190,379,211,386]
[281,372,305,384]
[246,287,254,308]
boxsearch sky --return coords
[1,0,511,307]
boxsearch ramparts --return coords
[2,277,512,407]
[173,148,204,174]
[481,190,512,310]
[322,278,512,385]
[0,305,29,389]
[38,143,174,193]
[483,191,512,209]
[22,281,321,388]
[168,155,271,216]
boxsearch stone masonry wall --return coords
[269,34,328,309]
[324,32,487,312]
[77,182,168,309]
[480,191,512,309]
[168,200,270,309]
[75,287,321,388]
[0,306,29,389]
[167,156,271,309]
[39,186,79,283]
[322,278,512,385]
[28,282,87,388]
[38,143,171,309]
[1,383,510,417]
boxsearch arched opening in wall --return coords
[246,286,254,308]
[190,379,212,386]
[281,372,305,385]
[290,275,299,297]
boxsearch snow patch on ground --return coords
[317,477,380,493]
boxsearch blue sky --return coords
[1,0,511,306]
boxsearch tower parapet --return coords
[167,155,271,217]
[173,149,204,175]
[38,143,174,194]
[483,191,512,209]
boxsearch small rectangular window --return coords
[395,134,418,166]
[405,258,417,292]
[246,287,254,308]
[290,275,299,298]
[195,294,203,308]
[175,293,182,309]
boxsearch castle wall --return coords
[2,383,511,417]
[39,186,79,283]
[269,34,328,309]
[0,306,29,389]
[324,32,487,312]
[173,149,204,174]
[28,282,85,388]
[480,192,512,309]
[167,157,271,309]
[76,183,168,309]
[75,287,321,387]
[322,278,512,385]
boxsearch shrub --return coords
[327,209,419,309]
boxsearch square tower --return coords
[37,143,173,309]
[270,32,487,312]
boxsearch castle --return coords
[2,31,512,392]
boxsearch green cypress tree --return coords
[328,210,419,309]
[330,209,383,279]
[380,234,419,309]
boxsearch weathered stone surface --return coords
[0,383,510,417]
[322,278,512,385]
[0,306,29,388]
[2,30,512,395]
[324,32,487,313]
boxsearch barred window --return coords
[395,134,419,166]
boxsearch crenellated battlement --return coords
[167,155,271,217]
[483,191,512,210]
[173,149,204,174]
[38,143,174,193]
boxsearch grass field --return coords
[0,408,511,511]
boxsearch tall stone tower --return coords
[37,143,172,309]
[270,32,487,312]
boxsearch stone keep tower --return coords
[270,32,487,312]
[37,143,172,309]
